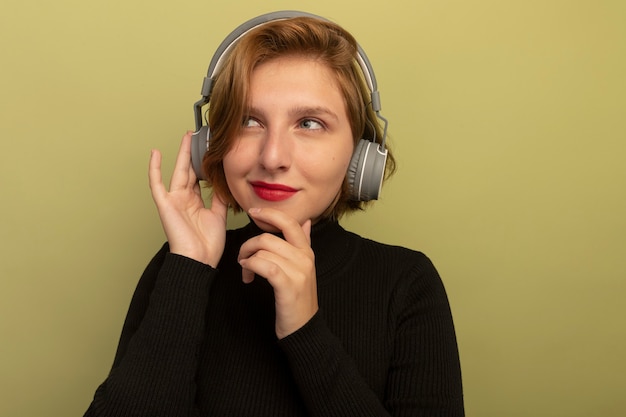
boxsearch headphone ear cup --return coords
[347,139,388,201]
[191,126,211,180]
[346,139,366,200]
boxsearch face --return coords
[223,56,354,230]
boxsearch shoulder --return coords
[312,221,438,281]
[353,232,437,277]
[349,232,448,300]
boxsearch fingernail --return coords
[248,207,261,215]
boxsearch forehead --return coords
[248,56,345,108]
[252,55,338,83]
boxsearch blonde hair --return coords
[202,16,395,219]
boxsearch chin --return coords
[251,218,282,233]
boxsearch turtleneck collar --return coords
[228,218,359,281]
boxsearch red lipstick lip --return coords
[250,181,298,201]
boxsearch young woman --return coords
[85,11,464,417]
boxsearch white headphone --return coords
[191,10,388,201]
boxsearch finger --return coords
[192,180,202,197]
[188,159,199,188]
[247,208,311,249]
[239,253,285,285]
[301,219,312,246]
[210,192,229,223]
[238,233,285,264]
[170,132,196,190]
[241,264,255,284]
[238,236,312,285]
[148,149,166,201]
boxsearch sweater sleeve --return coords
[277,254,464,417]
[384,256,464,416]
[84,245,216,417]
[278,312,391,416]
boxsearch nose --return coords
[259,127,292,172]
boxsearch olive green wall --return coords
[1,1,624,416]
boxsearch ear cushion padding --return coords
[347,139,367,200]
[191,126,211,180]
[347,139,388,201]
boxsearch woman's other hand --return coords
[238,208,318,339]
[149,131,228,267]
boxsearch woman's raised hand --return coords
[149,132,228,267]
[238,208,318,339]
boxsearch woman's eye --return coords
[243,117,261,128]
[299,119,323,130]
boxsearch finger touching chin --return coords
[251,218,282,234]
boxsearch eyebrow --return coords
[291,105,340,121]
[246,105,340,122]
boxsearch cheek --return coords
[222,150,248,208]
[222,152,235,177]
[223,144,248,180]
[222,155,235,185]
[313,151,353,187]
[222,153,245,199]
